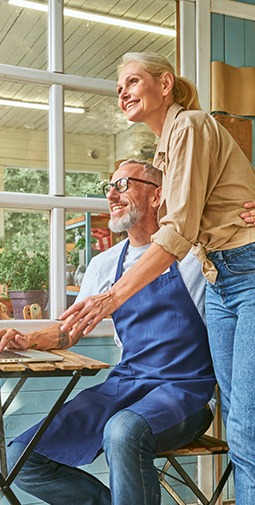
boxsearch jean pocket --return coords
[225,256,255,275]
[223,243,255,275]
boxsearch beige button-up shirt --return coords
[152,103,255,283]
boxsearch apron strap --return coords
[114,240,130,282]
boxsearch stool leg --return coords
[158,464,186,505]
[208,461,232,505]
[167,456,209,505]
[0,472,21,505]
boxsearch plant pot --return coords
[9,290,48,319]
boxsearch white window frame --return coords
[0,0,115,335]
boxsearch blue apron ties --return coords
[15,241,215,468]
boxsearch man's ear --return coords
[161,72,174,96]
[151,186,162,207]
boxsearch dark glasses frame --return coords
[102,177,159,197]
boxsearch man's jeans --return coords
[206,243,255,505]
[7,406,212,505]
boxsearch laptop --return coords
[0,349,64,363]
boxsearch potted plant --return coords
[0,248,49,319]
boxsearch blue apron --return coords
[16,241,215,468]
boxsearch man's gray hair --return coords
[119,159,162,186]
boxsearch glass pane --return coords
[0,1,48,69]
[64,89,157,192]
[65,90,124,196]
[65,210,125,307]
[0,82,49,193]
[0,209,50,320]
[65,171,102,197]
[65,92,130,136]
[64,0,176,79]
[4,168,48,194]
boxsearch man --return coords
[1,160,216,505]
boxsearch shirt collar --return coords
[156,103,185,154]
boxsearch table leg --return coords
[6,371,82,486]
[0,390,7,478]
[0,473,21,505]
[0,378,27,479]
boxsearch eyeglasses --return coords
[102,177,159,197]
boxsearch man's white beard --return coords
[109,205,143,233]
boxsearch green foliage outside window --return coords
[0,168,105,293]
[3,168,103,253]
[0,248,49,291]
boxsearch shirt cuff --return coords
[151,226,192,260]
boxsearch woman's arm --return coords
[59,242,176,337]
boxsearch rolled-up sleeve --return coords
[151,226,192,260]
[152,112,213,260]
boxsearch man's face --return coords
[107,164,154,233]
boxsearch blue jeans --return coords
[206,242,255,505]
[7,406,212,505]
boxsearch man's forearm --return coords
[27,323,81,350]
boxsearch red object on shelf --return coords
[92,228,111,251]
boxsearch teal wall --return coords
[211,8,255,165]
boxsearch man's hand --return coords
[0,328,30,352]
[0,323,82,353]
[240,201,255,224]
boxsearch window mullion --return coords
[48,0,65,317]
[51,208,66,318]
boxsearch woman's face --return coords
[117,62,168,130]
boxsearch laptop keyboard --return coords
[0,350,27,359]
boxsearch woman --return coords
[60,52,255,504]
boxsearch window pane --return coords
[64,89,157,192]
[65,210,125,307]
[0,1,48,70]
[0,209,50,320]
[64,0,176,79]
[0,82,49,193]
[65,172,101,197]
[4,168,48,194]
[65,92,129,136]
[65,90,124,196]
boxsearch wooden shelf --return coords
[66,286,80,292]
[66,214,109,230]
[66,285,80,297]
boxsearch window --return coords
[0,0,176,321]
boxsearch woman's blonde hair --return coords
[117,52,201,111]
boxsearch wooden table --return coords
[0,349,110,505]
